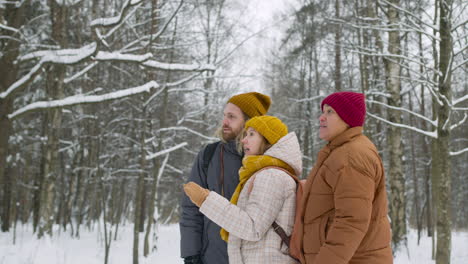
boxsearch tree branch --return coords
[367,112,437,138]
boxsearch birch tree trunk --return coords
[384,0,406,251]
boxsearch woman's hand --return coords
[183,182,210,207]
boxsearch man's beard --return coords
[222,127,238,141]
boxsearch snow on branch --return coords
[121,0,184,52]
[0,59,44,99]
[142,60,215,71]
[20,43,97,62]
[64,62,98,84]
[142,68,204,107]
[0,0,26,7]
[95,51,153,62]
[2,44,97,99]
[54,0,82,6]
[450,113,467,131]
[146,142,188,160]
[452,18,468,32]
[367,99,437,126]
[348,49,438,73]
[367,112,437,138]
[0,23,19,33]
[379,0,438,32]
[157,127,218,141]
[166,164,183,174]
[94,51,214,72]
[4,43,98,99]
[450,147,468,156]
[90,0,143,28]
[366,91,392,98]
[452,58,468,72]
[453,94,468,106]
[289,95,325,103]
[8,81,160,120]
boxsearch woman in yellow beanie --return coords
[184,116,302,264]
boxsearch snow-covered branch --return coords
[54,0,83,7]
[0,59,44,99]
[157,127,218,141]
[450,113,467,131]
[142,60,215,71]
[146,142,188,160]
[0,0,26,7]
[166,164,183,174]
[96,52,213,72]
[289,95,324,103]
[0,23,19,33]
[380,0,439,31]
[348,49,438,74]
[90,0,143,28]
[452,58,467,72]
[19,43,97,62]
[368,99,437,126]
[64,62,98,84]
[450,147,468,156]
[8,81,160,120]
[1,43,98,99]
[453,94,468,106]
[366,91,392,98]
[367,112,437,138]
[454,42,468,58]
[95,51,153,62]
[123,0,184,52]
[452,18,468,32]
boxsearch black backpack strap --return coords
[202,141,220,180]
[272,221,290,247]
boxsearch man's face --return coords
[222,103,246,141]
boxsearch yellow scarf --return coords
[220,155,295,242]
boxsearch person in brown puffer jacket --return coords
[296,91,393,264]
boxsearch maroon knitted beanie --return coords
[321,91,366,127]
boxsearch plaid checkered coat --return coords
[200,132,302,264]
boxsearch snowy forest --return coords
[0,0,467,263]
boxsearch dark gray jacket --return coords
[180,140,242,264]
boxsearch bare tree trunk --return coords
[430,3,440,258]
[365,0,385,147]
[0,1,27,233]
[94,124,112,264]
[408,92,422,243]
[433,1,453,263]
[417,25,434,237]
[113,178,127,241]
[38,0,68,238]
[334,0,342,91]
[384,0,406,252]
[133,106,147,264]
[356,0,369,94]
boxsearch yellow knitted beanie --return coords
[227,92,271,118]
[244,116,288,144]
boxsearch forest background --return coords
[0,0,466,264]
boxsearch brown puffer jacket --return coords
[297,127,392,264]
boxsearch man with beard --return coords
[180,92,271,264]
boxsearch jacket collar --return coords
[327,126,363,150]
[223,140,242,157]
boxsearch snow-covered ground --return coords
[1,224,466,264]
